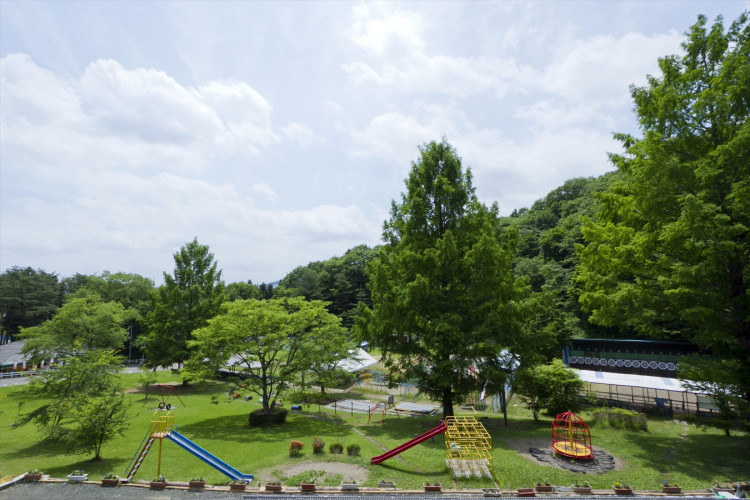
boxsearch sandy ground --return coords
[499,437,625,471]
[253,460,370,484]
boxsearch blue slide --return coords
[166,430,253,482]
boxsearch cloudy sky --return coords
[1,1,747,284]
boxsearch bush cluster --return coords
[329,443,343,454]
[346,443,360,456]
[313,437,325,454]
[592,408,647,431]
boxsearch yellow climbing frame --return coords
[444,415,493,478]
[149,411,174,477]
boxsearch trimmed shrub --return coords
[591,408,647,431]
[329,443,343,454]
[346,443,361,457]
[289,440,304,456]
[313,437,325,454]
[248,408,288,426]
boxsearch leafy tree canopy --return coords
[357,139,527,417]
[514,359,584,420]
[19,292,132,362]
[144,238,225,378]
[19,349,129,458]
[577,13,750,428]
[186,297,349,413]
[278,244,377,328]
[225,280,261,301]
[0,266,59,339]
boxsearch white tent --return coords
[337,348,378,373]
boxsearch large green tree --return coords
[19,292,131,361]
[279,244,377,328]
[76,271,155,360]
[357,139,526,417]
[19,350,127,448]
[144,238,225,380]
[0,267,59,341]
[186,297,349,413]
[577,14,750,429]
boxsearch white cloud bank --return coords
[0,53,379,282]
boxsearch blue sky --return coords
[1,1,747,284]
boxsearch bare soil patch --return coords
[253,460,369,484]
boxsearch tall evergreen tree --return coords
[357,139,526,417]
[0,267,59,341]
[577,13,750,430]
[144,238,224,382]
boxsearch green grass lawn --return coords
[1,373,747,490]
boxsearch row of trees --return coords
[5,12,747,436]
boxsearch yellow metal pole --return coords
[157,436,163,477]
[569,414,574,451]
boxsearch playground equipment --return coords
[550,411,594,459]
[444,415,493,478]
[143,384,186,409]
[370,421,446,464]
[124,411,253,483]
[370,415,493,478]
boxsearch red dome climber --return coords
[550,411,594,459]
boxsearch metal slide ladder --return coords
[124,411,174,482]
[125,435,155,481]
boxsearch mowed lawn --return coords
[1,373,747,490]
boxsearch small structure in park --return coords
[550,411,594,459]
[444,415,493,478]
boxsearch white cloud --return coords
[0,53,380,282]
[536,31,684,107]
[342,5,529,100]
[282,122,320,149]
[349,5,425,60]
[350,112,428,161]
[252,182,277,202]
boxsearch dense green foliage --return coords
[358,139,526,417]
[187,297,350,413]
[577,13,750,430]
[18,349,130,459]
[19,292,133,361]
[514,359,584,420]
[591,408,648,432]
[144,238,225,379]
[225,280,262,301]
[279,244,377,328]
[501,175,621,347]
[0,266,59,339]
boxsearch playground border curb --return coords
[0,479,723,498]
[0,473,27,492]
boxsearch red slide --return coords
[370,421,446,465]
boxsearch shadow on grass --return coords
[624,430,750,483]
[178,412,353,442]
[3,435,67,460]
[44,457,121,480]
[373,461,446,477]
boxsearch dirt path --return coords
[253,460,369,484]
[662,419,689,480]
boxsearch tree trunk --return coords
[442,387,454,418]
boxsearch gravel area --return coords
[1,481,251,499]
